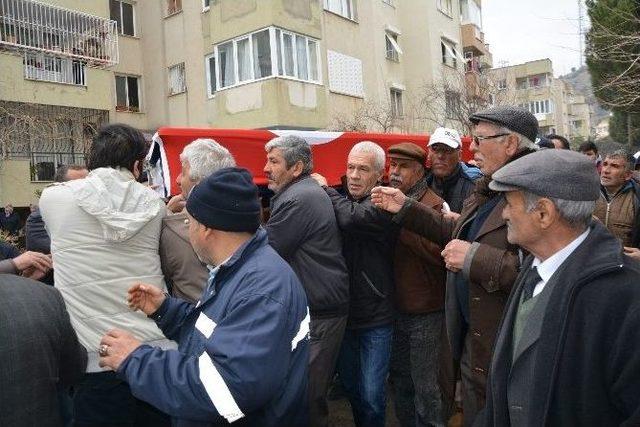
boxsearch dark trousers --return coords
[309,315,347,427]
[390,311,445,427]
[73,371,171,427]
[337,324,393,427]
[460,333,486,427]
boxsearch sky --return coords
[482,0,589,76]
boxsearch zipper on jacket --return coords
[361,271,386,298]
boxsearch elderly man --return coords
[427,127,480,214]
[312,141,397,427]
[478,149,640,426]
[372,106,538,426]
[264,134,349,427]
[160,139,236,303]
[98,168,309,427]
[0,204,21,236]
[386,142,448,426]
[40,124,173,426]
[593,149,640,261]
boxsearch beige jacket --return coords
[159,211,209,303]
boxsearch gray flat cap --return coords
[470,106,539,143]
[489,149,601,201]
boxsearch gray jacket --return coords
[266,175,349,316]
[0,274,86,426]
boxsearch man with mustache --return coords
[387,143,448,426]
[372,107,539,426]
[427,127,480,214]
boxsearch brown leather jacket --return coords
[159,211,209,303]
[394,179,446,314]
[396,175,522,399]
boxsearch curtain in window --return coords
[296,35,308,80]
[308,40,318,81]
[282,33,295,77]
[218,42,236,87]
[252,30,272,79]
[237,38,251,82]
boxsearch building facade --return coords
[1,0,483,207]
[490,59,592,144]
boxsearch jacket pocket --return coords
[361,271,387,299]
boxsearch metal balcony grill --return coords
[0,0,118,68]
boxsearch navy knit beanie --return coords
[186,167,261,232]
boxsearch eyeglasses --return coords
[472,133,510,145]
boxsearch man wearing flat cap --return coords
[386,142,448,426]
[372,106,538,426]
[98,167,310,427]
[477,149,640,427]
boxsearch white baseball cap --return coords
[428,127,461,149]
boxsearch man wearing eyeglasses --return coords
[371,106,538,426]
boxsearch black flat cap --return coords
[489,149,601,201]
[470,106,539,143]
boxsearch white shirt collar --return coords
[531,228,590,285]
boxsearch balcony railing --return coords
[29,151,85,182]
[0,0,118,68]
[24,51,86,85]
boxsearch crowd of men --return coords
[1,105,639,427]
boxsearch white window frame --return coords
[24,52,87,87]
[385,32,402,62]
[323,0,357,21]
[390,88,403,118]
[441,38,458,69]
[213,27,322,92]
[205,53,216,98]
[111,0,136,37]
[168,62,186,95]
[114,74,141,112]
[437,0,453,17]
[202,0,211,12]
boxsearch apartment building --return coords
[0,0,472,207]
[490,59,592,143]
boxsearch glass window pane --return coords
[122,2,135,36]
[308,40,318,81]
[237,38,251,82]
[115,76,127,107]
[110,0,121,32]
[296,35,308,80]
[218,42,236,87]
[252,30,272,79]
[127,76,139,109]
[282,33,294,77]
[276,29,283,75]
[207,56,216,94]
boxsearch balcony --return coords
[0,0,118,68]
[461,23,490,58]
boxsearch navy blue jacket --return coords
[117,228,309,427]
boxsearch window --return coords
[385,32,402,62]
[166,0,182,15]
[516,78,528,90]
[168,63,186,95]
[203,0,211,10]
[390,88,403,117]
[437,0,453,16]
[213,27,319,90]
[24,52,86,86]
[523,99,553,115]
[498,79,507,90]
[324,0,356,20]
[205,54,216,97]
[460,0,482,28]
[445,90,461,119]
[528,74,548,88]
[110,0,135,36]
[115,75,140,112]
[441,39,458,68]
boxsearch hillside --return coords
[560,65,610,125]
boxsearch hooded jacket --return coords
[40,167,174,372]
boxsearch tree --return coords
[586,0,640,144]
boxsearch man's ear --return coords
[291,161,305,178]
[133,160,141,179]
[504,134,519,157]
[537,198,557,230]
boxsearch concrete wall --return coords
[0,160,47,207]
